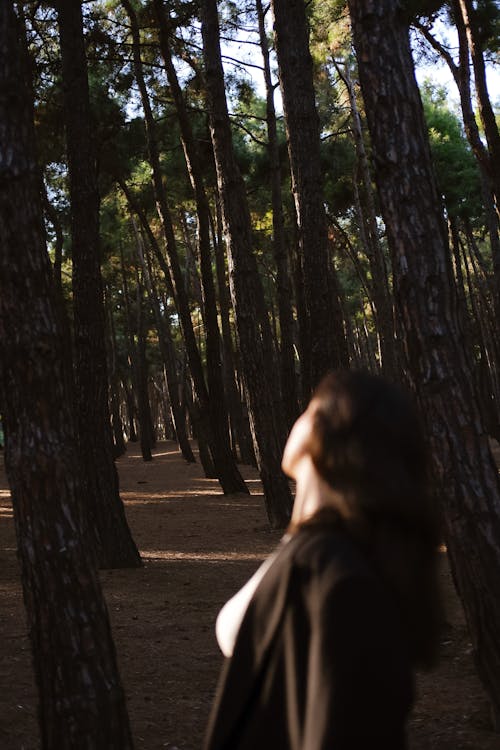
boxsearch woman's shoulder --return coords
[289,510,373,583]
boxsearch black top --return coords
[204,517,414,750]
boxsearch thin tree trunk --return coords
[414,12,500,309]
[106,292,127,458]
[201,0,292,527]
[123,379,138,442]
[122,0,246,494]
[457,0,500,219]
[336,59,397,378]
[0,5,134,744]
[211,196,256,465]
[132,217,196,463]
[56,0,141,569]
[152,0,248,493]
[349,0,500,727]
[135,276,154,462]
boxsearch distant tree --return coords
[0,4,134,745]
[122,0,248,494]
[348,0,500,728]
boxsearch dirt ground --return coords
[1,440,500,749]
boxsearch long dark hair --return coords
[305,370,442,668]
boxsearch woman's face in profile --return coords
[281,401,318,479]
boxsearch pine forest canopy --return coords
[1,0,500,745]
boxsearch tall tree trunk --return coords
[414,12,500,318]
[456,0,500,219]
[106,292,127,459]
[0,5,134,745]
[348,0,500,727]
[271,0,348,389]
[255,0,299,429]
[201,0,292,527]
[135,277,154,462]
[122,0,246,494]
[211,196,256,465]
[336,59,397,378]
[123,379,138,442]
[56,0,141,568]
[152,0,248,493]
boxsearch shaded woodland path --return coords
[1,441,499,749]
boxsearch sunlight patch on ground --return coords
[0,506,13,517]
[0,490,11,498]
[141,550,265,563]
[122,449,181,460]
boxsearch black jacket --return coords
[204,520,414,750]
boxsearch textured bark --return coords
[256,0,299,429]
[56,0,141,568]
[152,0,248,493]
[348,0,500,727]
[201,0,292,527]
[271,0,347,389]
[0,5,134,746]
[123,0,246,493]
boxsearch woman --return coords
[205,371,441,750]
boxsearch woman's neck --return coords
[290,456,345,526]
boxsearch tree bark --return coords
[201,0,293,527]
[56,0,141,568]
[271,0,348,389]
[256,0,299,429]
[348,0,500,727]
[0,5,134,745]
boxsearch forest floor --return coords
[1,440,500,749]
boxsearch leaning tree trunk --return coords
[201,0,292,528]
[122,0,246,494]
[56,0,141,568]
[415,11,500,322]
[348,0,500,728]
[152,0,248,493]
[271,0,348,390]
[0,5,134,746]
[457,0,500,219]
[336,59,397,379]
